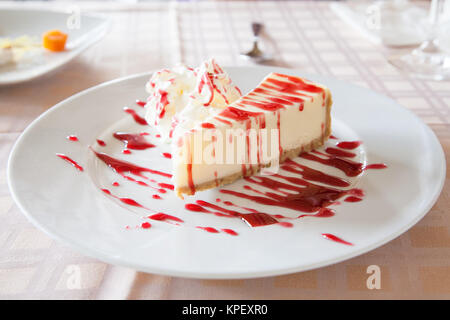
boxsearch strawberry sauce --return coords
[322,233,353,246]
[56,154,84,171]
[91,149,171,179]
[113,132,155,150]
[123,107,148,125]
[96,139,106,147]
[58,92,387,245]
[336,141,362,150]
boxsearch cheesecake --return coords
[172,73,332,197]
[144,61,332,198]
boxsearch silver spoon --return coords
[240,22,270,62]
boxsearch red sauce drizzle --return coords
[196,226,220,233]
[300,152,363,177]
[67,135,78,142]
[157,90,169,119]
[113,132,155,150]
[185,203,209,213]
[162,152,172,159]
[96,139,106,147]
[186,138,196,195]
[158,183,174,190]
[322,233,353,246]
[136,100,146,107]
[219,106,263,121]
[241,212,278,227]
[325,147,355,158]
[221,229,238,236]
[148,213,183,223]
[56,153,84,172]
[214,117,232,126]
[364,163,388,170]
[336,141,362,150]
[281,159,350,187]
[184,156,362,227]
[186,201,278,227]
[278,222,294,228]
[225,175,348,213]
[348,188,364,197]
[91,149,172,179]
[298,207,335,219]
[238,99,285,111]
[198,72,215,106]
[271,73,325,94]
[181,149,371,229]
[141,222,152,229]
[277,111,282,157]
[344,196,363,202]
[101,188,183,225]
[123,107,148,125]
[100,186,184,226]
[201,122,216,129]
[101,188,144,208]
[251,88,307,103]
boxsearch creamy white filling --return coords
[172,73,331,189]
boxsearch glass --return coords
[389,0,450,80]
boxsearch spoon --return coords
[240,22,270,62]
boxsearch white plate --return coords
[0,9,109,85]
[7,67,445,279]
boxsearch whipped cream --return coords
[144,59,242,141]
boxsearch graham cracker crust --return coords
[176,93,333,198]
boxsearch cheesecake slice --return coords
[172,72,332,197]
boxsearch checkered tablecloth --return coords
[0,0,449,299]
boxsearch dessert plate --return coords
[7,66,445,279]
[0,9,109,85]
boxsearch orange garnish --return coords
[42,30,68,52]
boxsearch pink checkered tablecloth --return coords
[0,1,449,299]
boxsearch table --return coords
[0,0,449,299]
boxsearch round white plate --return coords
[0,9,109,85]
[8,66,445,279]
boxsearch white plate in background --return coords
[0,9,109,85]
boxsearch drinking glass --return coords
[389,0,450,80]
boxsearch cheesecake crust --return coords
[176,93,333,198]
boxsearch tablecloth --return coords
[0,0,449,299]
